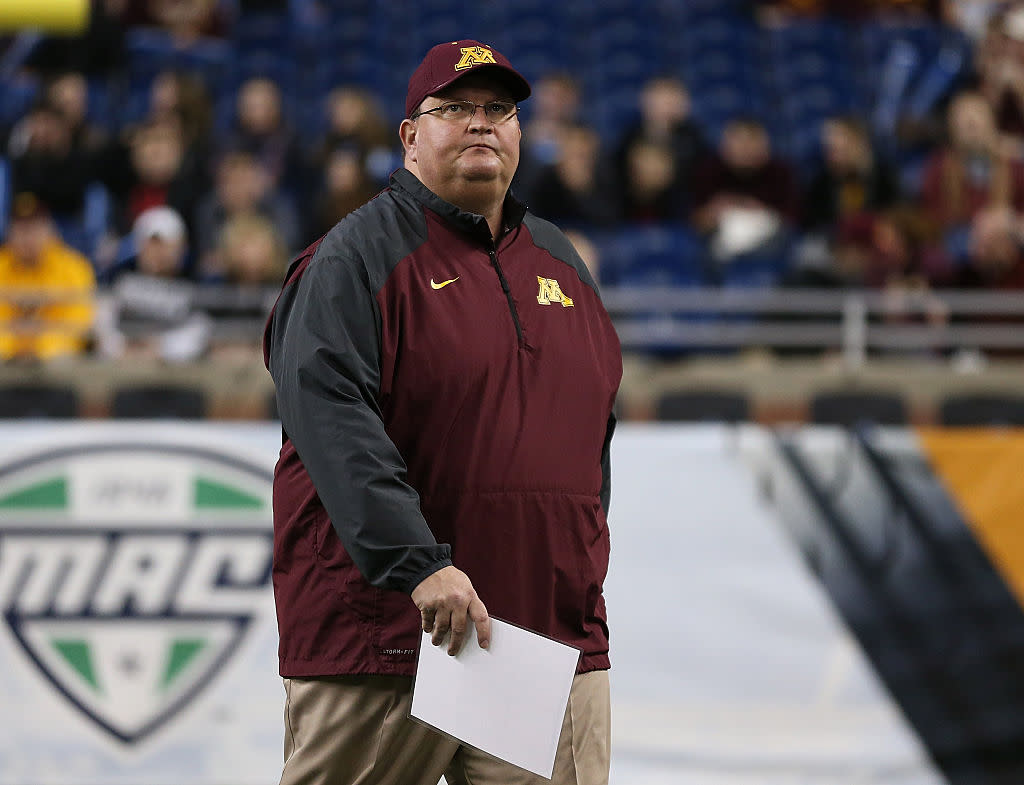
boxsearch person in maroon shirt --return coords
[264,41,621,785]
[920,91,1024,231]
[692,117,800,254]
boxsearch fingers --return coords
[421,607,436,633]
[448,610,467,656]
[469,597,490,650]
[411,565,490,655]
[431,610,451,648]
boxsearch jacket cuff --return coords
[401,556,454,596]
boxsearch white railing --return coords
[602,287,1024,367]
[2,285,1022,369]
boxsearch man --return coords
[0,192,95,361]
[264,40,621,785]
[96,207,211,363]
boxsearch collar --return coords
[390,168,527,242]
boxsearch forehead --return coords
[433,72,515,102]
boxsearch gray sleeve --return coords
[268,250,452,594]
[600,411,616,516]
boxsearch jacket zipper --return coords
[488,247,524,346]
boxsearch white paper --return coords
[410,618,580,779]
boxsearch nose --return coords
[467,104,494,130]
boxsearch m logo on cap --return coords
[455,46,497,71]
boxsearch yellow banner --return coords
[918,428,1024,607]
[0,0,88,33]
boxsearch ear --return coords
[399,119,417,162]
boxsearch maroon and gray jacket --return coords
[263,168,622,678]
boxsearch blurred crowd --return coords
[0,0,1023,366]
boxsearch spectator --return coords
[832,206,939,289]
[692,117,800,258]
[307,143,378,241]
[102,118,203,242]
[23,0,126,77]
[943,0,1012,41]
[521,72,581,164]
[122,0,228,40]
[759,0,941,21]
[613,75,708,220]
[618,137,685,223]
[315,86,393,183]
[564,229,602,282]
[803,116,901,232]
[526,123,619,228]
[920,90,1024,230]
[148,69,214,156]
[927,205,1024,360]
[946,205,1024,289]
[46,71,108,159]
[95,206,211,362]
[219,211,287,286]
[103,203,190,283]
[225,77,305,196]
[0,193,95,362]
[974,5,1024,152]
[7,101,92,220]
[200,212,286,361]
[194,147,299,278]
[516,71,582,194]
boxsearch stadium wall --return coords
[0,423,1020,784]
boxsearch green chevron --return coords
[0,477,67,509]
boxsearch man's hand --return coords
[411,565,490,656]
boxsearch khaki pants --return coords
[279,670,610,785]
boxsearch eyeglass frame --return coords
[410,99,520,124]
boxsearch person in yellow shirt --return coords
[0,193,96,361]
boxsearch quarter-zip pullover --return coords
[264,168,622,677]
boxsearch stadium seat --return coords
[0,78,38,127]
[809,390,908,427]
[110,385,206,419]
[655,389,751,423]
[600,226,707,288]
[0,384,78,419]
[937,394,1024,427]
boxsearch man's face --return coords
[238,79,281,135]
[132,124,183,184]
[949,94,996,155]
[7,217,51,264]
[402,74,521,199]
[721,124,770,172]
[641,79,688,127]
[218,154,266,210]
[137,235,185,277]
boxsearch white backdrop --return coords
[0,423,943,785]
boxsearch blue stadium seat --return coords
[684,16,758,54]
[0,78,38,127]
[172,39,230,96]
[718,232,796,289]
[231,11,292,52]
[600,226,707,288]
[125,28,176,82]
[768,18,848,56]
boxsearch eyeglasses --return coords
[411,99,518,124]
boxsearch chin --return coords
[459,164,504,183]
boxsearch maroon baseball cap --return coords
[406,40,531,118]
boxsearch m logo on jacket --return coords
[536,277,574,308]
